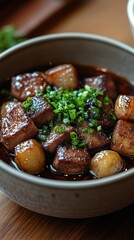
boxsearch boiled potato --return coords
[90,150,124,178]
[15,139,45,174]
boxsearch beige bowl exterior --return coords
[0,33,134,218]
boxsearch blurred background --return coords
[0,0,133,50]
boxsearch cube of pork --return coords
[84,74,117,99]
[44,64,79,89]
[53,145,90,175]
[1,101,38,150]
[11,72,46,101]
[78,121,110,150]
[87,96,115,128]
[111,120,134,158]
[26,97,55,128]
[42,124,75,153]
[99,98,116,127]
[115,95,134,120]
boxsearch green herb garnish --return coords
[70,132,86,148]
[0,25,26,53]
[22,97,33,111]
[92,106,100,118]
[82,120,102,134]
[97,125,102,131]
[104,96,110,105]
[82,127,94,134]
[108,113,116,120]
[44,85,103,125]
[54,125,66,134]
[37,122,54,141]
[89,120,98,128]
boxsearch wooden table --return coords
[0,0,134,239]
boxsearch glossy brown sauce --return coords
[0,65,134,181]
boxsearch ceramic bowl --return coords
[127,0,134,38]
[0,33,134,218]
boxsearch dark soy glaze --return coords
[0,65,134,181]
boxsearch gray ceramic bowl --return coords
[0,33,134,218]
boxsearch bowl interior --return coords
[0,34,134,85]
[0,33,134,187]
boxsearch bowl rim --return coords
[127,0,134,28]
[0,32,134,189]
[0,160,134,189]
[1,32,134,60]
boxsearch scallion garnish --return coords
[70,132,86,148]
[44,85,103,125]
[108,113,116,120]
[104,96,110,105]
[22,97,33,111]
[54,125,66,134]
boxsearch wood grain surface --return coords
[30,0,134,47]
[0,0,134,239]
[0,0,76,36]
[0,193,134,240]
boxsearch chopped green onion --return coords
[22,97,33,111]
[63,118,71,124]
[104,96,110,105]
[87,128,94,134]
[82,128,94,134]
[44,85,104,126]
[92,107,100,118]
[37,122,53,141]
[89,120,98,128]
[70,132,86,148]
[97,125,102,131]
[0,25,26,53]
[54,125,66,134]
[108,113,116,120]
